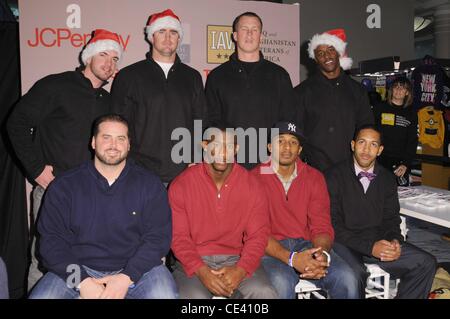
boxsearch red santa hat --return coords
[81,29,123,65]
[145,9,183,43]
[308,28,353,70]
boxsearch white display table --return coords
[398,185,450,228]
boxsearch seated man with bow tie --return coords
[325,125,436,299]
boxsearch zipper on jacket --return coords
[238,68,251,89]
[167,67,176,84]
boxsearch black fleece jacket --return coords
[7,69,110,181]
[295,71,373,172]
[205,52,297,169]
[111,53,206,182]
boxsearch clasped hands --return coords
[79,273,133,299]
[292,247,330,280]
[372,239,401,262]
[196,265,246,298]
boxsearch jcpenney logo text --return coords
[27,28,130,50]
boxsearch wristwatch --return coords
[313,250,331,266]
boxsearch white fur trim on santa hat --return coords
[145,16,183,43]
[308,33,347,59]
[339,56,353,71]
[81,39,122,65]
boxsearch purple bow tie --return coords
[358,171,376,181]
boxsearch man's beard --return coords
[96,150,127,166]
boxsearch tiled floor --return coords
[388,217,450,298]
[405,217,450,264]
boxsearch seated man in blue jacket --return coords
[29,114,178,299]
[325,125,436,299]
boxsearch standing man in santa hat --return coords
[295,29,373,172]
[111,9,206,186]
[7,29,123,293]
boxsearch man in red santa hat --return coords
[7,28,123,292]
[295,29,374,172]
[111,9,206,186]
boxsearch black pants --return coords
[333,242,437,299]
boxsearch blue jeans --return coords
[173,255,278,299]
[261,238,361,299]
[29,264,178,299]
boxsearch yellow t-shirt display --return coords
[418,106,445,149]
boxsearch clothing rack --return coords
[349,57,450,77]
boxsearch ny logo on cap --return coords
[288,123,296,132]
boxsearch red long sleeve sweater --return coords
[251,159,334,242]
[169,163,270,277]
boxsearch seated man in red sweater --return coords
[169,124,278,298]
[252,121,359,299]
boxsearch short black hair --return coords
[353,124,383,145]
[92,113,130,138]
[202,121,236,143]
[232,12,263,32]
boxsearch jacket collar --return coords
[313,67,347,86]
[87,158,134,188]
[201,162,239,189]
[75,67,109,90]
[347,157,381,179]
[146,51,181,66]
[257,158,306,178]
[229,51,265,72]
